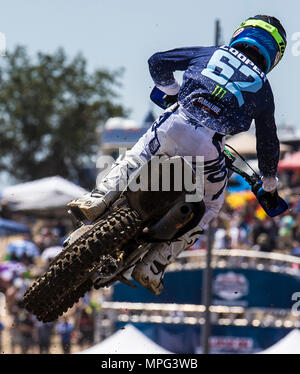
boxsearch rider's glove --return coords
[150,87,178,110]
[252,178,288,217]
[251,176,279,212]
[150,80,180,110]
[163,93,179,108]
[257,188,280,210]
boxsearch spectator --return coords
[55,220,68,238]
[77,309,94,349]
[214,219,231,249]
[292,214,300,253]
[214,225,227,250]
[56,317,74,354]
[6,277,31,354]
[18,312,36,354]
[38,227,61,251]
[251,217,278,251]
[0,320,4,353]
[9,314,21,354]
[37,321,54,354]
[278,214,295,251]
[6,277,30,313]
[253,233,271,252]
[7,236,39,265]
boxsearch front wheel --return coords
[23,206,142,322]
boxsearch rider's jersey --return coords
[148,45,280,177]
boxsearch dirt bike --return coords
[22,156,206,322]
[22,142,288,322]
[23,85,289,322]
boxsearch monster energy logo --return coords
[212,85,227,99]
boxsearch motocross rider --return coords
[69,15,287,295]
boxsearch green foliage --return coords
[0,46,128,187]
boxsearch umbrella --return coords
[41,246,63,262]
[226,133,291,156]
[7,239,39,259]
[1,176,88,212]
[0,261,27,282]
[227,173,251,193]
[291,248,300,256]
[278,151,300,171]
[226,190,255,209]
[0,218,30,236]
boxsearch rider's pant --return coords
[96,104,227,233]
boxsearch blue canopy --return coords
[227,174,251,193]
[0,218,30,236]
[7,239,38,258]
[291,247,300,256]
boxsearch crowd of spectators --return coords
[0,217,110,354]
[192,189,300,255]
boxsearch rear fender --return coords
[125,155,204,223]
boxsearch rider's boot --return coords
[67,151,146,222]
[67,188,109,222]
[132,227,203,294]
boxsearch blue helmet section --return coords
[230,27,279,73]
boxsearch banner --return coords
[113,268,300,309]
[114,322,291,354]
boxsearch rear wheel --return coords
[23,206,142,322]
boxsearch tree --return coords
[0,46,129,188]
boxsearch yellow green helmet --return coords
[230,15,287,73]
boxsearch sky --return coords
[0,0,299,128]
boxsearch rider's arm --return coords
[254,86,280,189]
[148,46,207,95]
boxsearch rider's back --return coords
[149,44,278,177]
[149,45,275,135]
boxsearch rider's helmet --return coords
[229,15,287,74]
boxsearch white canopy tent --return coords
[1,176,88,214]
[226,132,291,155]
[78,324,172,354]
[105,117,140,130]
[259,330,300,354]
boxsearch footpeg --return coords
[116,274,137,289]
